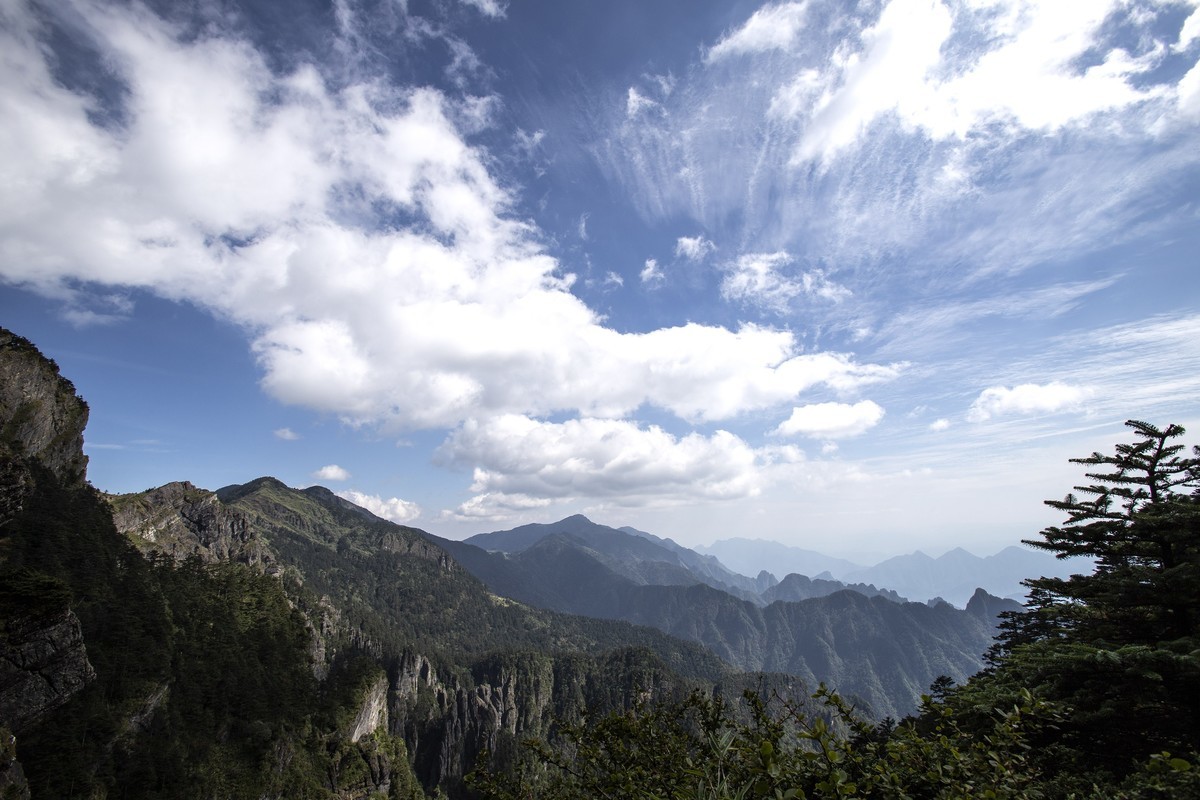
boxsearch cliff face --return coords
[0,607,96,734]
[0,329,97,744]
[0,330,88,490]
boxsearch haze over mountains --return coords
[697,536,1090,607]
[451,514,1024,718]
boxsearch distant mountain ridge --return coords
[698,537,1091,607]
[466,514,769,602]
[460,515,1022,717]
[696,538,863,584]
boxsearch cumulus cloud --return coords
[967,382,1092,422]
[0,2,898,437]
[445,491,551,521]
[773,400,885,439]
[438,415,788,505]
[274,427,300,440]
[674,235,715,262]
[313,464,351,481]
[707,2,810,62]
[640,258,663,284]
[337,490,421,523]
[929,418,950,432]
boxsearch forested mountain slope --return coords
[0,328,730,799]
[447,519,1019,717]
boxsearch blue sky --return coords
[2,0,1198,560]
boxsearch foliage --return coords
[977,420,1200,780]
[470,684,1063,799]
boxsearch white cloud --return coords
[274,427,300,441]
[445,491,551,521]
[514,127,545,155]
[337,490,421,523]
[626,86,658,117]
[578,212,590,240]
[784,0,1169,163]
[722,252,795,310]
[929,418,950,432]
[967,382,1092,422]
[1179,5,1200,51]
[459,0,506,18]
[790,0,953,163]
[0,2,899,435]
[1178,58,1200,119]
[773,400,885,439]
[707,2,810,62]
[596,0,1199,288]
[720,252,849,311]
[603,271,624,288]
[674,235,716,261]
[640,258,663,284]
[313,464,352,481]
[438,415,774,504]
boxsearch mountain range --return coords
[453,515,1017,717]
[0,327,1033,798]
[697,536,1091,606]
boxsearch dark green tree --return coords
[975,420,1200,784]
[1006,419,1200,646]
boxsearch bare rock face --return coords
[348,673,390,744]
[0,607,96,734]
[0,330,89,490]
[110,481,273,567]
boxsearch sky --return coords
[2,0,1199,562]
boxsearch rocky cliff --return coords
[0,329,98,795]
[110,481,273,567]
[0,330,88,490]
[0,606,96,734]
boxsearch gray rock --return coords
[0,608,96,733]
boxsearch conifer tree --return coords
[1001,420,1200,647]
[987,420,1200,778]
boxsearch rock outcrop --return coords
[110,481,273,567]
[0,329,97,738]
[348,673,390,743]
[0,330,88,489]
[0,607,96,733]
